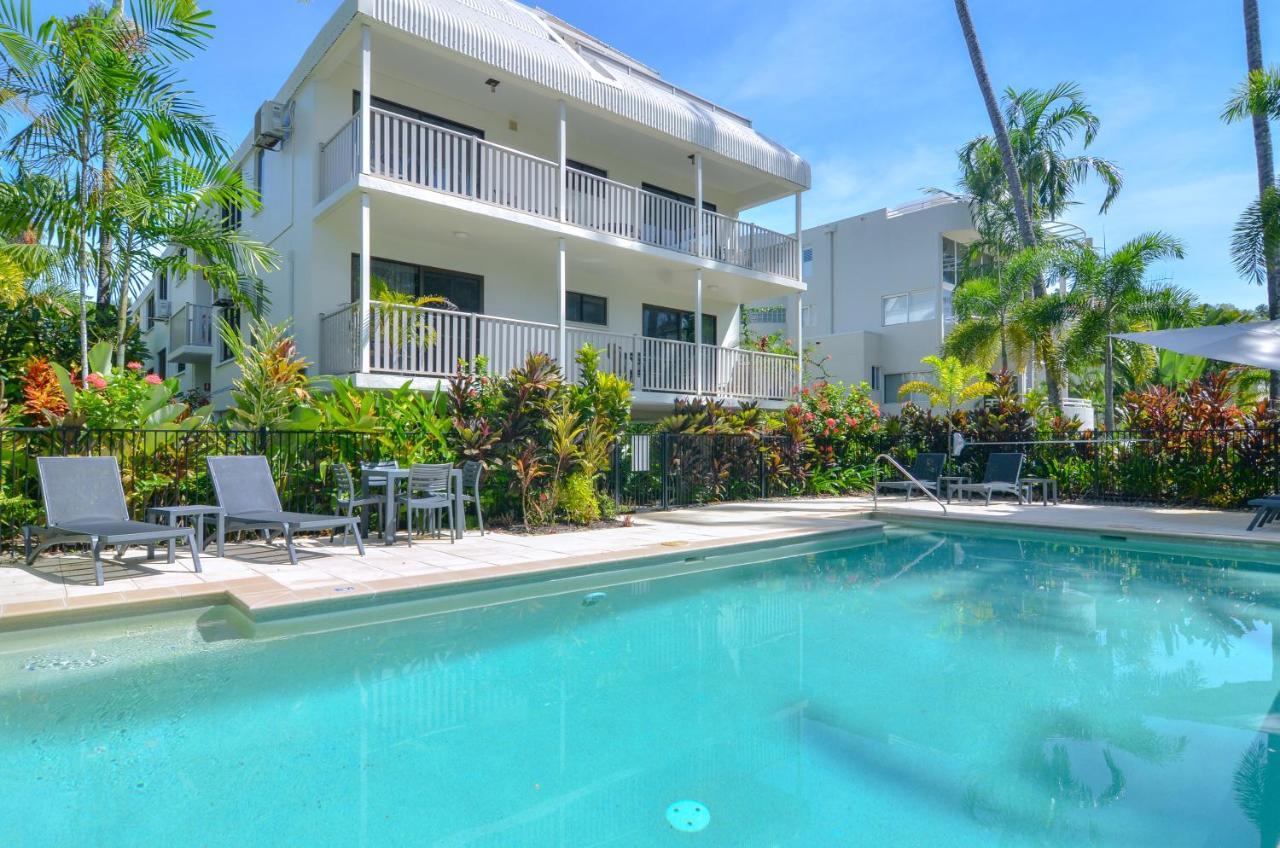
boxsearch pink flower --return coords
[825,417,836,428]
[126,361,142,371]
[145,374,163,385]
[85,373,107,390]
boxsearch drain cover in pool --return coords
[666,800,710,833]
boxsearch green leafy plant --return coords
[221,318,311,429]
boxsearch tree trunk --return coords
[1104,333,1115,431]
[953,0,1062,409]
[115,233,133,367]
[77,115,92,380]
[96,137,115,309]
[1244,0,1280,401]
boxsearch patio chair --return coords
[398,463,454,545]
[875,452,946,500]
[459,460,485,535]
[332,462,383,543]
[23,456,201,586]
[207,455,365,564]
[950,453,1027,506]
[1246,497,1280,531]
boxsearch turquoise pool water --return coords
[2,524,1280,846]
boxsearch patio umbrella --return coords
[1111,320,1280,370]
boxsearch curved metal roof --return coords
[360,0,810,188]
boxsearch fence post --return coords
[660,433,671,510]
[759,438,768,498]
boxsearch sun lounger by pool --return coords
[950,453,1027,506]
[23,456,201,586]
[207,455,365,564]
[875,452,946,500]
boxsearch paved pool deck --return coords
[3,496,1279,629]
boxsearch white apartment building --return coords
[132,0,809,416]
[748,196,976,412]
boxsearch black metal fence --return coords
[0,427,382,552]
[609,432,790,510]
[948,427,1280,507]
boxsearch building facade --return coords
[748,196,977,412]
[133,0,809,416]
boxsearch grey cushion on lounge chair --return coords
[1247,496,1280,530]
[207,456,365,564]
[951,453,1027,506]
[23,456,201,586]
[876,452,946,500]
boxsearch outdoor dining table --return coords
[360,466,466,544]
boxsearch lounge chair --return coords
[23,456,201,586]
[875,452,946,500]
[1247,497,1280,530]
[951,452,1027,506]
[207,455,365,564]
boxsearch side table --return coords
[146,505,225,564]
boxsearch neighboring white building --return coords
[132,0,808,416]
[747,196,977,412]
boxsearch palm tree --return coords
[0,0,230,376]
[1058,233,1186,431]
[1237,0,1279,401]
[944,246,1044,372]
[898,354,995,417]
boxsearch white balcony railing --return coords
[319,302,797,401]
[318,108,800,279]
[170,303,215,351]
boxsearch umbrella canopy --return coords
[1112,321,1280,370]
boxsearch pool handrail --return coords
[872,454,947,513]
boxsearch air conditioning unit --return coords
[155,300,172,321]
[253,100,290,150]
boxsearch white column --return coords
[694,152,704,257]
[793,190,803,278]
[359,192,371,373]
[557,238,567,366]
[794,190,803,392]
[694,271,704,396]
[557,100,567,222]
[360,25,371,176]
[794,292,804,393]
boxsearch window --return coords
[221,199,241,231]
[642,304,716,344]
[747,305,786,325]
[156,348,167,380]
[909,289,936,323]
[219,306,240,362]
[566,160,607,179]
[640,182,717,213]
[350,255,484,313]
[943,236,961,286]
[254,147,266,195]
[145,296,156,330]
[566,291,607,326]
[158,269,168,301]
[802,246,814,282]
[884,371,928,404]
[882,294,908,326]
[870,366,881,391]
[354,93,485,139]
[882,289,936,326]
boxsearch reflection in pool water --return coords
[1,525,1278,846]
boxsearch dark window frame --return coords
[566,291,608,326]
[156,348,167,380]
[642,303,717,344]
[218,306,241,363]
[350,254,485,314]
[352,92,485,139]
[640,182,717,213]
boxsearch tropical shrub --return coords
[36,342,205,429]
[221,318,311,429]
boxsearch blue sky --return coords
[45,0,1280,308]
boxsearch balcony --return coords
[169,303,215,363]
[319,302,797,403]
[318,108,800,280]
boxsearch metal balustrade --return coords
[321,303,796,401]
[317,108,800,278]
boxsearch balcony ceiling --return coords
[322,188,797,303]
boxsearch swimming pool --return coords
[2,522,1279,846]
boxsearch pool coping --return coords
[870,505,1280,560]
[0,518,885,633]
